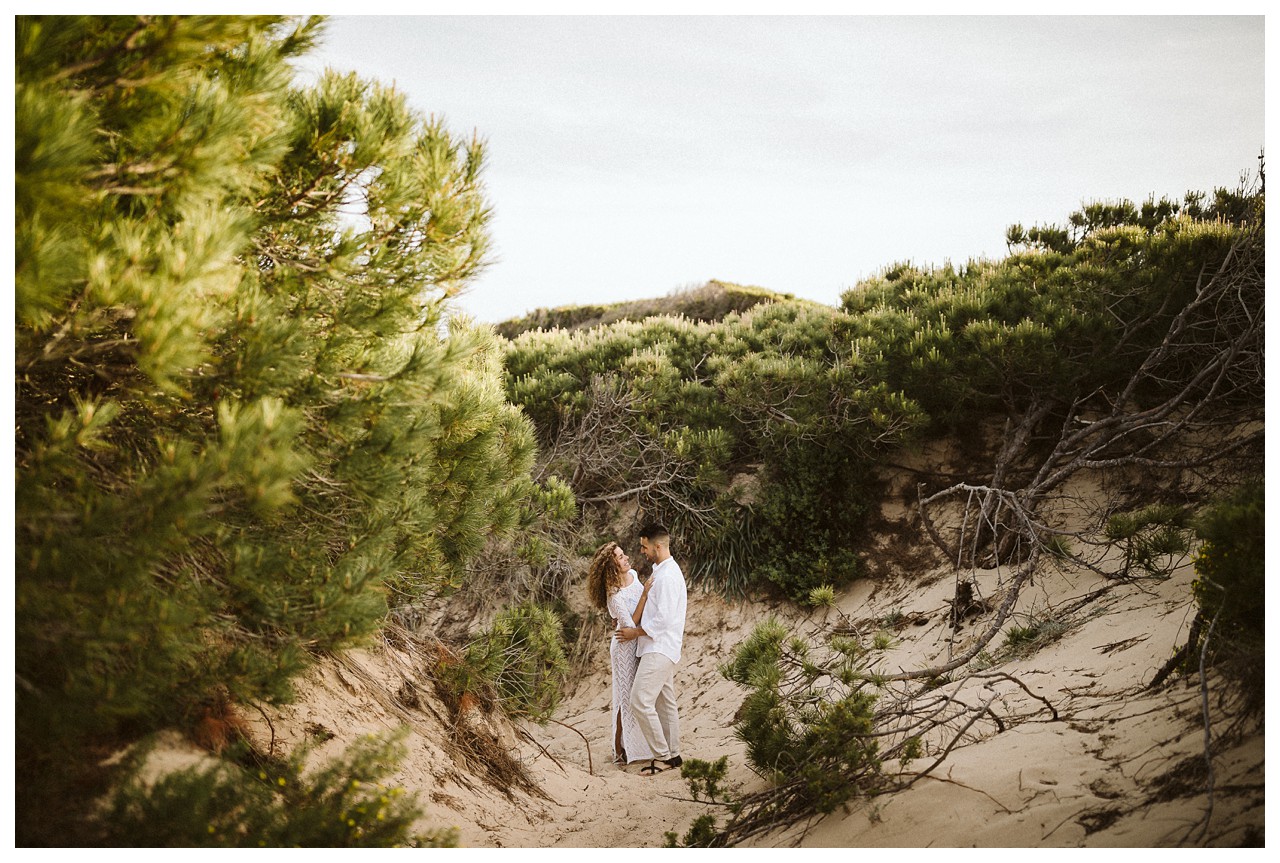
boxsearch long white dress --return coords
[606,573,654,763]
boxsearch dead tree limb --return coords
[973,670,1060,721]
[517,724,568,775]
[1149,610,1205,691]
[907,208,1262,684]
[545,717,593,776]
[898,691,1001,790]
[535,374,718,530]
[1187,604,1224,844]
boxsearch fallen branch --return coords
[1149,611,1204,691]
[545,717,593,776]
[1186,603,1224,845]
[249,701,277,758]
[974,670,1060,721]
[517,725,568,775]
[909,770,1017,814]
[900,692,1001,791]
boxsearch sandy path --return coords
[220,518,1262,848]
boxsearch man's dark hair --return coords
[638,522,670,541]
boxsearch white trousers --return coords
[629,652,680,760]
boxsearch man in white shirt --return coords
[615,522,687,775]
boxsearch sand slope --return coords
[201,464,1265,848]
[220,546,1260,847]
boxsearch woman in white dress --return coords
[586,540,654,765]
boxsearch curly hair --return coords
[586,541,627,610]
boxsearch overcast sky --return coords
[294,13,1265,324]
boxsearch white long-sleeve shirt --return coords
[635,556,687,664]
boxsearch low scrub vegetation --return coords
[493,279,791,338]
[98,732,452,847]
[501,181,1262,607]
[436,601,569,722]
[1188,481,1265,709]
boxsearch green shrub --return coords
[671,497,763,596]
[503,176,1257,609]
[1191,480,1264,705]
[496,280,787,338]
[503,294,927,601]
[1105,503,1192,578]
[1001,614,1068,659]
[749,445,874,602]
[1192,481,1264,635]
[99,732,453,847]
[1044,534,1075,559]
[808,584,837,608]
[721,618,884,815]
[841,205,1252,435]
[16,15,541,843]
[680,755,731,803]
[664,814,722,848]
[454,601,569,722]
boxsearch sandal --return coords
[639,756,683,775]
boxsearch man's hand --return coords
[615,626,643,643]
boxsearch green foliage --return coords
[1044,534,1075,560]
[1192,482,1264,635]
[898,735,922,766]
[719,617,789,688]
[1006,190,1256,255]
[496,279,789,338]
[1191,480,1264,704]
[1105,503,1192,578]
[673,497,763,596]
[807,584,837,608]
[504,300,922,600]
[664,814,722,848]
[720,618,884,814]
[680,755,731,803]
[750,444,872,602]
[99,732,453,847]
[842,206,1254,433]
[1001,614,1068,659]
[15,15,543,843]
[504,185,1256,604]
[794,692,880,814]
[447,602,569,722]
[522,475,578,526]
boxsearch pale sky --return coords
[295,12,1265,324]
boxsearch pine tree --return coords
[15,15,538,843]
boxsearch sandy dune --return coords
[218,519,1261,848]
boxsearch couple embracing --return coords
[586,522,686,776]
